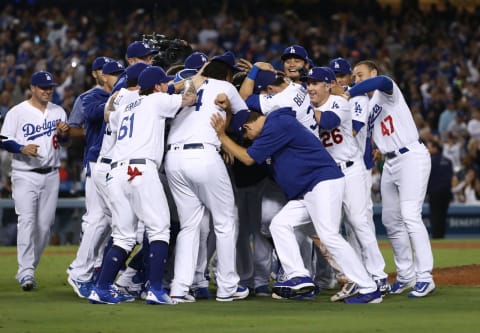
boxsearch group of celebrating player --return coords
[3,37,435,305]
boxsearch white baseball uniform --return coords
[107,91,183,252]
[1,100,66,283]
[364,79,433,284]
[258,82,318,136]
[317,95,387,281]
[165,78,247,299]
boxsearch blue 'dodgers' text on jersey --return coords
[367,103,383,137]
[293,86,307,106]
[23,118,62,141]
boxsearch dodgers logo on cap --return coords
[329,57,352,75]
[92,56,112,71]
[302,66,335,83]
[184,52,209,70]
[281,45,308,62]
[30,71,58,87]
[138,66,170,91]
[102,61,125,75]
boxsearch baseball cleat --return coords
[171,294,196,303]
[68,277,93,298]
[375,278,391,297]
[190,287,211,300]
[272,276,315,299]
[344,290,383,304]
[20,276,36,292]
[330,281,358,302]
[254,285,271,297]
[408,281,435,298]
[390,279,416,295]
[216,285,250,302]
[146,287,177,305]
[88,286,123,304]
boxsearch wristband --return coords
[247,65,260,80]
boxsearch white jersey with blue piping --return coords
[317,95,362,163]
[257,82,317,136]
[167,78,248,146]
[0,100,66,170]
[367,80,419,154]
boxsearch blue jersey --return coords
[82,87,110,165]
[111,72,127,94]
[68,87,99,128]
[247,107,343,200]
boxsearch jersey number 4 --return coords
[381,115,395,136]
[320,128,343,147]
[118,113,135,140]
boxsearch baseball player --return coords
[89,65,196,305]
[346,60,435,298]
[304,66,389,296]
[165,51,250,302]
[0,71,69,291]
[329,57,385,300]
[211,107,382,303]
[67,60,125,298]
[112,41,157,93]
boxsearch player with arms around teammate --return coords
[211,107,383,303]
[305,67,389,296]
[88,66,196,305]
[346,60,435,298]
[0,71,69,291]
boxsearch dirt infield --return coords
[388,264,480,286]
[382,241,480,286]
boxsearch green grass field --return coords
[0,239,479,333]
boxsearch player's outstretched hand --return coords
[210,112,226,137]
[253,61,275,72]
[56,121,69,137]
[237,58,253,72]
[21,144,40,157]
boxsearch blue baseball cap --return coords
[329,57,352,75]
[174,68,198,83]
[230,110,251,136]
[184,52,209,70]
[302,66,335,83]
[281,45,308,62]
[254,70,278,94]
[125,62,149,81]
[92,56,112,71]
[211,51,242,71]
[102,61,125,75]
[30,71,57,87]
[138,66,170,90]
[126,41,158,59]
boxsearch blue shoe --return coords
[254,285,271,297]
[216,285,250,302]
[344,290,383,304]
[375,278,391,296]
[88,285,123,304]
[112,285,135,302]
[390,279,416,295]
[146,287,177,305]
[68,276,93,298]
[20,276,36,292]
[191,287,211,299]
[408,281,435,298]
[272,276,315,299]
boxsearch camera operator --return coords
[142,34,193,71]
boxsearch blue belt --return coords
[30,167,58,174]
[385,139,422,159]
[100,157,112,164]
[167,143,204,150]
[337,161,354,170]
[111,158,146,169]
